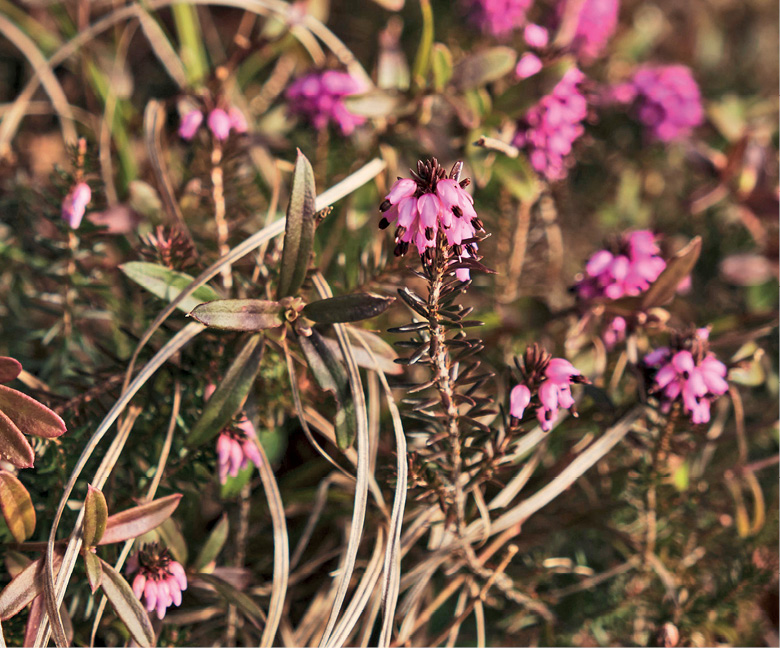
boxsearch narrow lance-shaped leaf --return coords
[411,0,434,89]
[431,42,453,92]
[98,558,155,648]
[82,485,108,547]
[189,299,284,331]
[452,46,517,91]
[302,293,395,325]
[0,410,34,469]
[120,261,221,313]
[277,150,316,299]
[84,551,103,594]
[0,471,35,543]
[641,236,702,309]
[0,357,22,384]
[0,385,66,439]
[195,573,265,628]
[0,554,63,621]
[194,514,229,571]
[296,329,356,450]
[186,335,265,448]
[99,493,183,545]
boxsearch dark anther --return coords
[452,205,463,218]
[395,226,407,239]
[459,178,471,188]
[380,199,392,212]
[472,218,484,230]
[425,227,434,240]
[378,217,391,230]
[394,241,409,257]
[453,244,463,256]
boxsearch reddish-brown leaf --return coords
[0,357,22,384]
[99,493,182,545]
[0,470,35,542]
[0,385,66,439]
[0,409,34,469]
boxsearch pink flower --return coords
[613,65,704,142]
[228,107,248,134]
[208,108,232,140]
[510,346,587,431]
[127,544,187,620]
[645,329,729,424]
[575,230,667,300]
[61,182,92,229]
[524,23,549,48]
[463,0,533,37]
[178,109,203,140]
[603,316,627,349]
[286,71,367,135]
[513,68,588,180]
[216,417,263,484]
[516,53,543,79]
[562,0,620,61]
[378,159,484,279]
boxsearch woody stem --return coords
[211,143,232,290]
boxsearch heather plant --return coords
[0,1,776,647]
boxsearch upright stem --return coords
[211,143,232,289]
[427,233,464,528]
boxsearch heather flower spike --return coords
[563,0,620,61]
[463,0,533,37]
[513,68,588,180]
[61,182,91,229]
[286,70,367,135]
[127,543,187,620]
[378,159,484,280]
[178,109,203,140]
[611,65,704,142]
[216,417,263,484]
[208,108,232,141]
[644,328,729,424]
[510,345,589,431]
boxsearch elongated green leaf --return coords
[99,493,182,545]
[641,237,702,309]
[302,293,395,324]
[431,42,453,92]
[0,554,62,621]
[195,573,265,628]
[452,46,517,91]
[189,299,283,331]
[84,551,103,594]
[120,262,221,313]
[83,485,107,547]
[194,514,229,571]
[411,0,434,89]
[98,558,154,648]
[0,410,34,469]
[187,335,265,447]
[0,358,22,384]
[0,385,65,440]
[343,91,406,118]
[277,151,316,299]
[296,330,355,450]
[0,471,35,542]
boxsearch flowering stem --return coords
[427,232,465,528]
[211,143,232,289]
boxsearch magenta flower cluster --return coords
[216,417,263,484]
[513,68,588,180]
[463,0,533,37]
[61,182,91,229]
[128,547,187,620]
[575,230,666,300]
[179,106,248,141]
[286,71,367,135]
[379,160,483,281]
[565,0,620,61]
[510,349,586,431]
[611,65,704,142]
[644,329,728,424]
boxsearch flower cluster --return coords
[463,0,533,37]
[575,230,666,300]
[286,71,367,135]
[127,544,187,620]
[513,68,588,180]
[644,328,728,424]
[216,417,263,484]
[378,159,483,280]
[179,106,248,141]
[510,345,588,431]
[61,182,91,229]
[565,0,620,62]
[611,65,704,142]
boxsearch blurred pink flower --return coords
[524,23,549,48]
[178,109,203,140]
[513,67,588,180]
[208,108,232,140]
[645,329,728,424]
[563,0,620,61]
[61,182,91,229]
[463,0,533,37]
[603,316,627,349]
[228,107,248,134]
[613,65,704,142]
[286,70,367,135]
[127,544,187,620]
[516,53,543,79]
[216,417,263,484]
